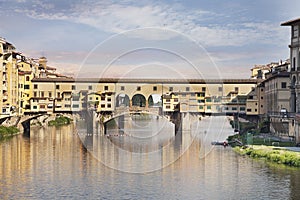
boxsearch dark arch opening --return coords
[132,94,146,107]
[116,94,130,107]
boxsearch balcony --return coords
[268,111,295,118]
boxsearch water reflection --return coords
[0,116,299,199]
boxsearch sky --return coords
[0,0,299,79]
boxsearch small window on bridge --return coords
[121,86,125,91]
[34,84,38,89]
[186,87,190,91]
[169,87,173,91]
[137,86,141,91]
[153,86,157,91]
[104,85,108,90]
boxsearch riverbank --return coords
[0,125,19,140]
[234,145,300,167]
[48,115,73,126]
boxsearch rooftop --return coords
[281,17,300,26]
[31,77,259,84]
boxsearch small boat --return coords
[211,141,229,146]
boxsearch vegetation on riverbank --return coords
[48,116,72,126]
[228,119,295,147]
[0,125,19,139]
[234,146,300,167]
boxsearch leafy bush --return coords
[48,116,72,126]
[0,126,19,139]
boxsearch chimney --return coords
[39,56,47,69]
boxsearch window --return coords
[107,98,111,102]
[240,107,245,111]
[96,97,99,100]
[89,97,93,101]
[40,105,45,109]
[72,85,76,90]
[207,105,211,110]
[34,84,38,89]
[57,92,61,98]
[166,99,170,102]
[186,87,190,92]
[107,104,111,108]
[104,85,108,90]
[261,105,263,108]
[235,87,239,92]
[121,86,125,91]
[206,98,212,102]
[293,57,296,70]
[101,104,105,108]
[247,108,252,112]
[101,96,105,101]
[232,107,237,110]
[181,94,186,97]
[199,105,204,109]
[293,25,299,38]
[88,85,92,90]
[24,85,30,89]
[261,88,264,92]
[41,91,44,98]
[34,92,37,97]
[49,92,52,98]
[166,105,171,109]
[26,76,30,81]
[33,106,37,109]
[218,87,222,92]
[56,85,60,90]
[248,96,253,100]
[255,109,257,112]
[202,87,206,92]
[72,104,79,108]
[137,86,141,91]
[174,98,178,102]
[281,82,287,89]
[261,96,263,100]
[153,86,157,91]
[169,87,173,92]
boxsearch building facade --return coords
[282,17,300,143]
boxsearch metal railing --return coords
[268,111,295,118]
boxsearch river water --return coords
[0,116,299,199]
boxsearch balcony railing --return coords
[268,111,295,118]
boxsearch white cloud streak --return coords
[19,0,288,47]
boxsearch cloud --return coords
[16,0,287,47]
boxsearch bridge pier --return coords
[21,120,30,137]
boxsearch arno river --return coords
[0,116,299,199]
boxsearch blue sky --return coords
[0,0,299,78]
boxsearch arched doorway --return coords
[148,94,162,107]
[132,94,146,107]
[116,94,130,107]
